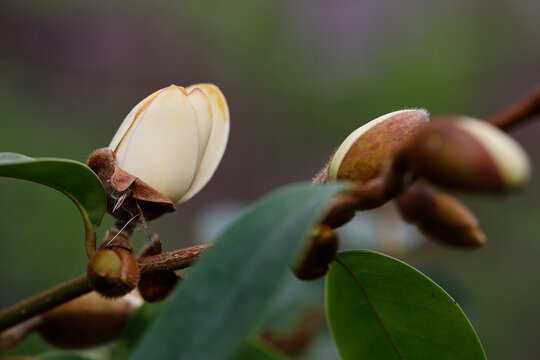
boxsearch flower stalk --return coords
[1,82,539,340]
[0,244,210,332]
[488,84,540,130]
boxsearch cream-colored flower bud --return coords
[109,84,229,204]
[407,116,530,192]
[329,109,429,183]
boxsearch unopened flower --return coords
[328,109,429,183]
[405,116,530,192]
[137,234,179,302]
[396,183,486,248]
[87,246,139,298]
[109,83,229,204]
[88,84,229,221]
[292,225,338,280]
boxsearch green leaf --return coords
[0,152,106,257]
[326,251,486,360]
[37,353,93,360]
[112,302,163,360]
[131,182,346,360]
[228,339,292,360]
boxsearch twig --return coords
[0,275,90,333]
[138,244,211,273]
[488,84,540,130]
[0,244,211,332]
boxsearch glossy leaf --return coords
[326,251,486,360]
[0,152,106,257]
[228,339,292,360]
[131,183,346,360]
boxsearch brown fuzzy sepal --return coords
[87,148,176,223]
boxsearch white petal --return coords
[179,83,230,203]
[119,85,200,203]
[188,88,213,168]
[456,117,530,187]
[109,88,163,159]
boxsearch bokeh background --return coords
[1,0,539,358]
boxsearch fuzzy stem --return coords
[138,244,211,274]
[0,244,211,332]
[488,84,540,130]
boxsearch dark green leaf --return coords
[112,302,163,360]
[0,152,106,256]
[131,183,346,360]
[326,251,486,360]
[228,339,291,360]
[38,352,93,360]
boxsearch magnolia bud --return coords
[87,247,139,298]
[138,272,180,303]
[37,292,142,349]
[329,109,429,183]
[292,225,339,280]
[109,84,230,204]
[405,116,530,192]
[396,184,486,248]
[137,235,179,302]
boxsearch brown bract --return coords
[292,225,339,280]
[138,272,179,302]
[87,247,140,298]
[396,184,486,248]
[87,148,176,222]
[137,235,179,302]
[404,119,504,192]
[332,110,428,183]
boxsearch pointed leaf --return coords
[0,152,106,257]
[131,183,346,360]
[326,251,486,360]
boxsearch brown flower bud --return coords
[396,184,486,248]
[292,225,339,280]
[404,116,530,192]
[138,272,180,302]
[87,148,176,223]
[329,109,429,183]
[136,235,180,302]
[37,292,142,349]
[87,247,139,298]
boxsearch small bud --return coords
[138,272,180,302]
[292,225,339,280]
[87,247,139,298]
[396,184,486,248]
[405,116,530,192]
[109,84,230,204]
[329,109,429,183]
[137,235,179,302]
[37,292,142,349]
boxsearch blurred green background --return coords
[1,0,539,358]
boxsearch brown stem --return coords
[488,84,540,130]
[138,244,211,274]
[320,153,408,229]
[0,244,211,332]
[0,275,90,333]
